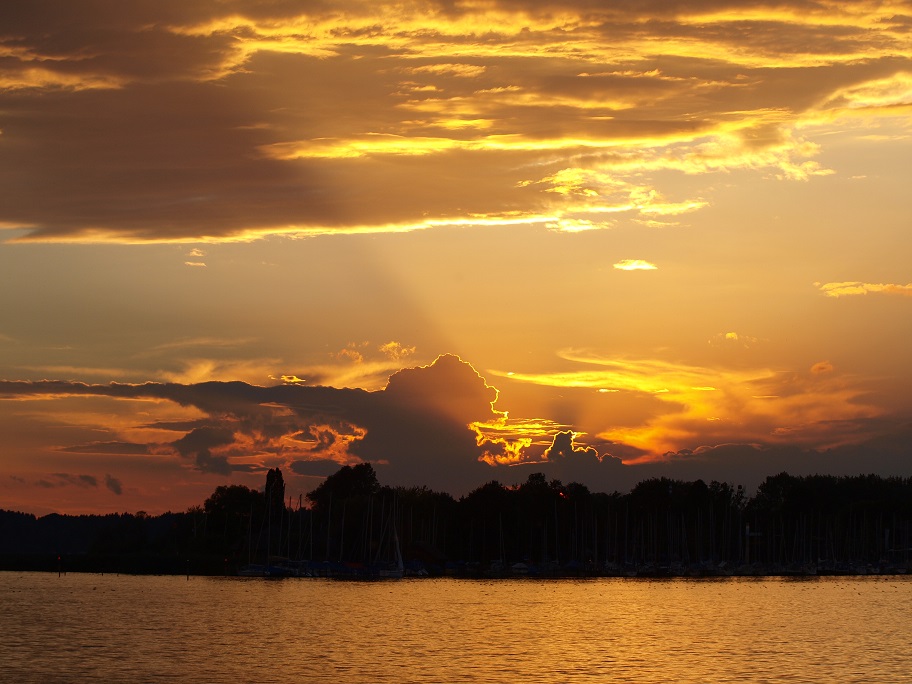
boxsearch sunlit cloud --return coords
[379,341,417,362]
[4,0,905,242]
[283,358,415,391]
[143,337,258,355]
[614,259,657,271]
[184,247,206,266]
[491,349,884,459]
[821,74,912,112]
[156,358,283,385]
[403,63,487,79]
[810,361,834,375]
[0,68,124,92]
[18,365,139,381]
[2,1,912,513]
[544,430,598,461]
[817,281,912,298]
[711,331,760,348]
[547,218,604,233]
[333,344,368,365]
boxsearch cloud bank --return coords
[2,1,909,243]
[3,351,910,500]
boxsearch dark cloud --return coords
[639,423,912,493]
[59,441,153,455]
[72,473,97,488]
[289,459,349,477]
[291,427,339,451]
[527,431,629,490]
[141,419,212,432]
[347,355,501,493]
[490,423,912,496]
[0,82,331,241]
[171,426,264,475]
[194,449,233,476]
[35,473,100,489]
[382,353,499,422]
[544,430,598,461]
[171,426,236,459]
[104,474,123,495]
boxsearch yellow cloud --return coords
[491,350,883,458]
[379,342,416,361]
[817,281,912,297]
[156,358,283,385]
[810,361,834,374]
[821,73,912,111]
[333,347,365,364]
[0,68,124,91]
[403,63,487,78]
[5,0,910,245]
[614,259,657,271]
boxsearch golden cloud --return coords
[811,361,834,374]
[817,281,912,298]
[2,0,910,243]
[491,349,884,459]
[614,259,657,271]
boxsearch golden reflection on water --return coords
[2,574,911,683]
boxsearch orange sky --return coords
[1,0,911,514]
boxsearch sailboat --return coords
[373,516,404,579]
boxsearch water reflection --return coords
[1,573,910,683]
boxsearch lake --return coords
[2,572,910,682]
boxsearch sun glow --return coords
[492,351,885,459]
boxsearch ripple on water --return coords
[2,574,912,683]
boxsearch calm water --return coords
[2,572,911,683]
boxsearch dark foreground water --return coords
[2,572,911,682]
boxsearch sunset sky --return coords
[2,0,911,515]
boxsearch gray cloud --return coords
[34,473,99,489]
[194,449,233,476]
[346,354,501,493]
[104,474,123,495]
[289,459,349,477]
[544,430,598,461]
[171,426,236,459]
[60,441,153,455]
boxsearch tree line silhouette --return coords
[2,466,911,576]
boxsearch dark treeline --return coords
[2,467,912,576]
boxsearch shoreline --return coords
[3,554,909,579]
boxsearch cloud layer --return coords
[0,355,518,494]
[3,351,909,504]
[2,1,910,243]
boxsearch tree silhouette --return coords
[306,463,380,513]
